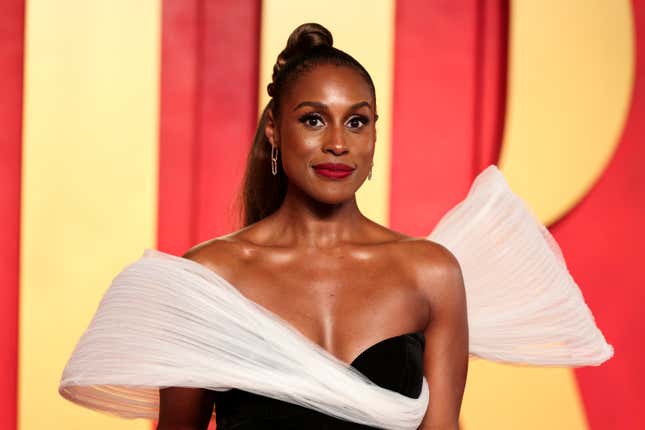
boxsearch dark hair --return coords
[239,23,376,226]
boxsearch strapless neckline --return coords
[349,331,424,367]
[213,329,427,429]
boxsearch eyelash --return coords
[298,113,370,129]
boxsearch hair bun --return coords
[282,23,333,58]
[268,23,333,97]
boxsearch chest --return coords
[226,252,429,360]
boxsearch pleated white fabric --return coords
[58,165,613,429]
[428,166,614,366]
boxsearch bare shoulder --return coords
[359,221,462,287]
[398,238,465,307]
[180,229,257,282]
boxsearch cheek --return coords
[350,130,376,157]
[279,128,319,171]
[286,132,317,154]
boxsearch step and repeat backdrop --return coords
[1,0,643,429]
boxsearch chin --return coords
[310,190,357,206]
[292,175,364,205]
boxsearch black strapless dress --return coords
[213,331,425,429]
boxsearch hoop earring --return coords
[368,162,373,181]
[271,145,279,176]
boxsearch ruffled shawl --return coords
[58,165,613,429]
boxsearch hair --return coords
[239,23,377,227]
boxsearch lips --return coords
[312,162,355,179]
[313,163,355,171]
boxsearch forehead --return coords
[282,63,374,107]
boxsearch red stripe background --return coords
[0,1,25,428]
[158,0,261,257]
[389,0,508,235]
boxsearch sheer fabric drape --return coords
[58,165,613,429]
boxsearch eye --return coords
[298,113,325,129]
[346,115,369,129]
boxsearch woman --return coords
[158,22,468,429]
[59,23,613,430]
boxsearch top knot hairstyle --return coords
[239,23,377,226]
[266,24,333,98]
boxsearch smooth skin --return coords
[157,64,468,430]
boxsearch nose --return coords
[322,124,349,155]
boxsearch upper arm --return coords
[414,242,469,430]
[157,387,216,430]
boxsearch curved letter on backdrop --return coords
[499,0,634,225]
[462,1,634,429]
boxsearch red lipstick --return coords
[312,162,355,179]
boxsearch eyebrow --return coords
[292,101,372,112]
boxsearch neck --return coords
[267,182,368,248]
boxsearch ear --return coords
[264,108,280,149]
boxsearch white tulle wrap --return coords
[58,165,613,429]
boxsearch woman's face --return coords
[266,64,377,205]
